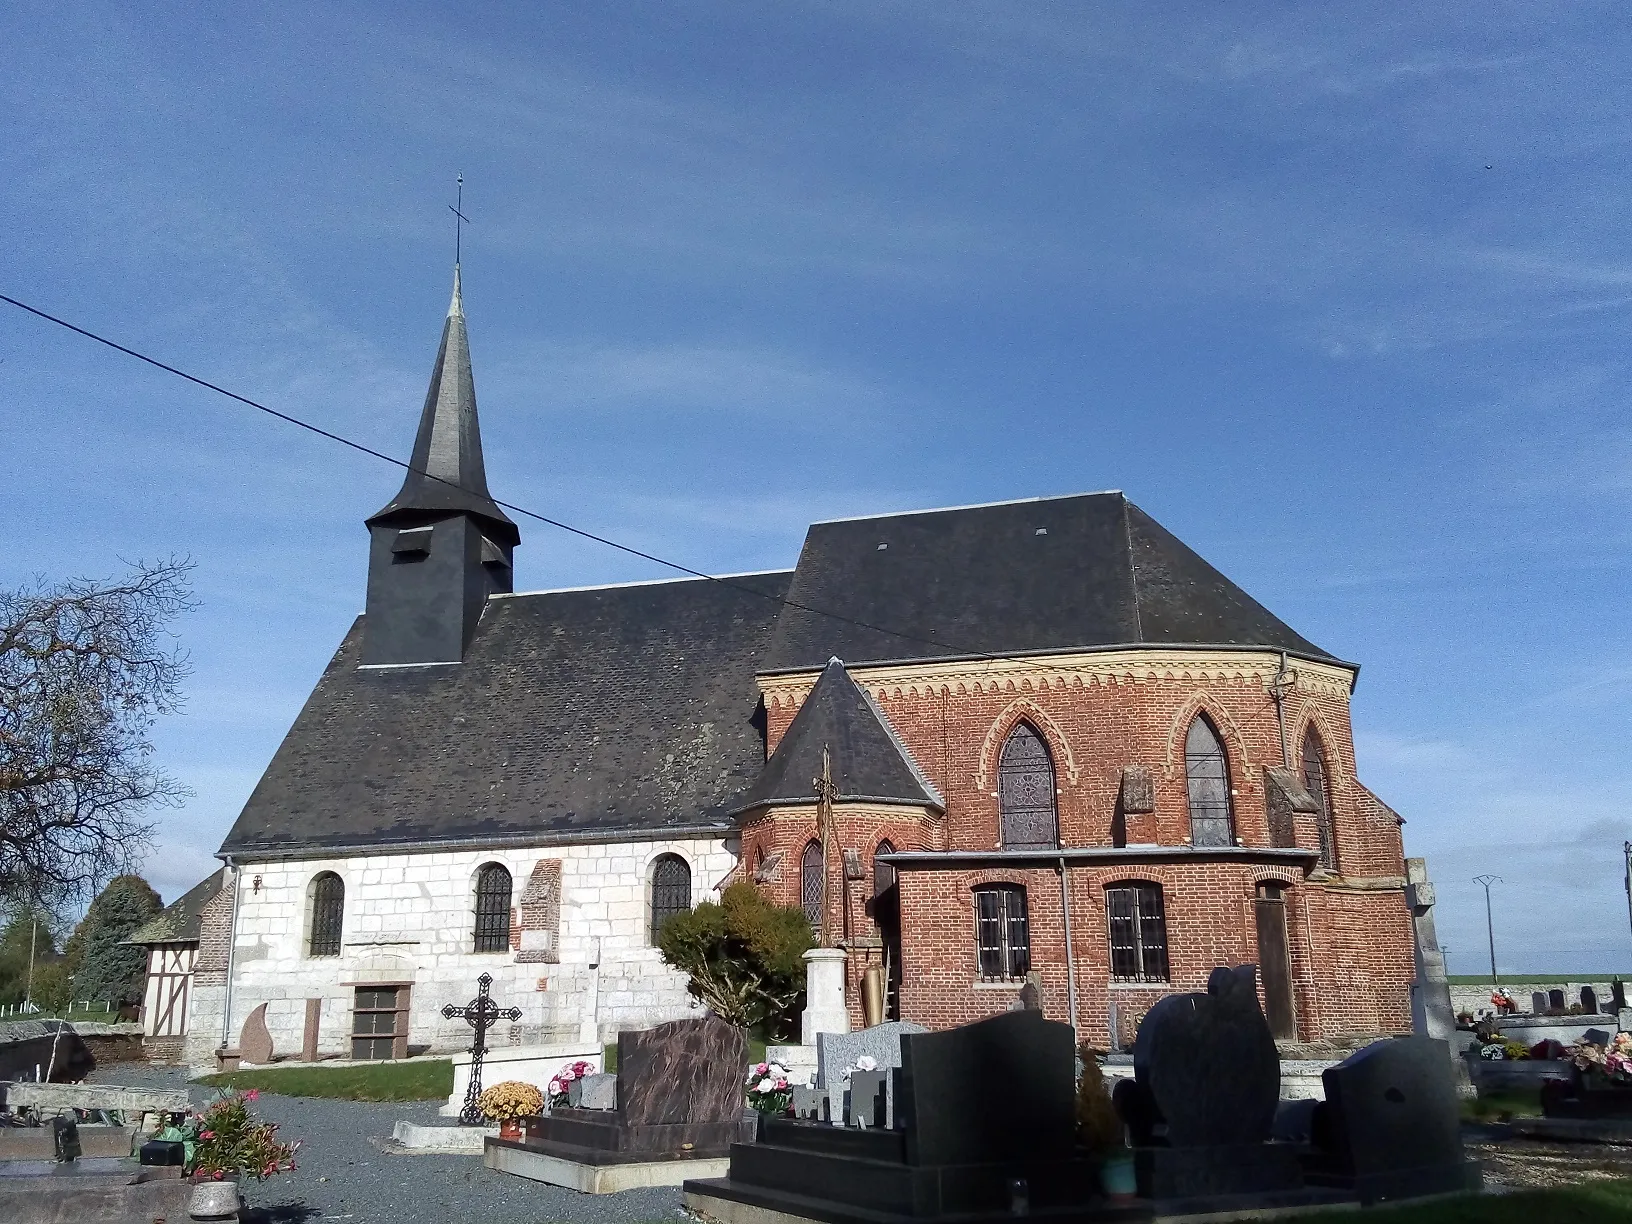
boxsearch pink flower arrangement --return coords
[744,1061,794,1115]
[1572,1033,1632,1083]
[547,1059,598,1107]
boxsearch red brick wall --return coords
[750,653,1415,1042]
[191,875,236,989]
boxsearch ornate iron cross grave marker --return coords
[443,973,521,1125]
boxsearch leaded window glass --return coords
[974,885,1030,980]
[998,723,1059,849]
[801,840,823,931]
[1106,882,1169,982]
[1184,716,1234,847]
[650,854,691,943]
[873,840,897,895]
[1302,729,1338,871]
[473,863,512,953]
[309,872,343,957]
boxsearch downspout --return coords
[219,858,243,1051]
[1058,858,1079,1036]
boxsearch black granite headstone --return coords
[1583,987,1599,1014]
[1305,1036,1480,1203]
[1614,980,1627,1011]
[897,1008,1076,1166]
[1549,989,1566,1011]
[848,1069,888,1129]
[1131,965,1279,1147]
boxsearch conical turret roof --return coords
[367,267,519,546]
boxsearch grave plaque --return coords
[847,1069,888,1129]
[817,1019,926,1129]
[1615,981,1627,1011]
[1583,987,1599,1014]
[576,1072,617,1111]
[791,1085,826,1121]
[1532,992,1548,1015]
[1549,989,1566,1011]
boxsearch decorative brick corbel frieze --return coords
[515,859,561,964]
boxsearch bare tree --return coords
[0,560,194,908]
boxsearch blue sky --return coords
[2,3,1626,974]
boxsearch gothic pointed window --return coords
[649,854,691,943]
[998,722,1059,849]
[1302,728,1339,871]
[1185,715,1234,847]
[873,840,897,896]
[473,863,512,953]
[801,840,823,931]
[309,873,344,957]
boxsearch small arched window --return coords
[1184,715,1233,847]
[309,872,344,957]
[473,863,512,952]
[998,722,1059,849]
[1105,881,1169,983]
[873,839,897,896]
[973,884,1030,980]
[1301,728,1338,871]
[801,840,823,931]
[650,854,691,943]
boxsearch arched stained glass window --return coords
[1185,715,1234,847]
[473,863,512,952]
[873,840,897,895]
[309,873,343,957]
[650,854,691,943]
[1302,728,1338,871]
[801,840,823,931]
[998,722,1059,849]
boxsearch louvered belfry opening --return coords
[473,863,512,952]
[649,854,691,943]
[309,872,344,957]
[998,722,1059,849]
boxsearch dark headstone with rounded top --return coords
[1131,965,1279,1147]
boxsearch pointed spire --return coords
[367,266,519,546]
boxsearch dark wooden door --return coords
[1255,889,1296,1039]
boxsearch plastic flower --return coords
[756,1077,775,1093]
[245,1090,260,1101]
[856,1057,877,1072]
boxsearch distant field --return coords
[1447,974,1627,985]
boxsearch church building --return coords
[186,269,1420,1069]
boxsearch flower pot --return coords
[499,1119,523,1140]
[1099,1152,1137,1202]
[187,1175,242,1220]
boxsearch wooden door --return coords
[1255,886,1296,1039]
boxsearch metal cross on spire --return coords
[449,173,470,267]
[443,973,521,1125]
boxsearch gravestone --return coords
[817,1019,926,1129]
[1549,989,1566,1011]
[1117,965,1300,1199]
[495,1013,751,1191]
[790,1085,826,1121]
[1614,981,1627,1011]
[847,1068,888,1129]
[240,1002,274,1065]
[1304,1037,1481,1203]
[1532,992,1548,1015]
[1583,987,1599,1014]
[301,998,321,1062]
[1134,965,1279,1146]
[684,1009,1149,1223]
[1583,1028,1613,1046]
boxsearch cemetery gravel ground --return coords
[88,1062,687,1224]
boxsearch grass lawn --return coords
[1461,1086,1545,1124]
[196,1058,453,1102]
[1279,1178,1632,1223]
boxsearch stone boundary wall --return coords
[1450,979,1623,1018]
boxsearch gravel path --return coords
[87,1063,688,1224]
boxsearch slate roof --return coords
[725,658,943,817]
[366,268,519,546]
[125,868,226,945]
[761,492,1340,672]
[217,572,791,857]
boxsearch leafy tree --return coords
[0,905,61,1006]
[1,560,193,908]
[657,882,812,1040]
[62,874,161,1008]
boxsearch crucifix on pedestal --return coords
[443,973,522,1125]
[813,745,840,949]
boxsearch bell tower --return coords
[361,266,520,665]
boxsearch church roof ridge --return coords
[809,489,1125,526]
[490,567,794,600]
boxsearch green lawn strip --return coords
[195,1059,453,1102]
[1461,1087,1545,1123]
[1276,1178,1632,1224]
